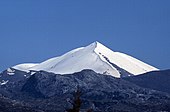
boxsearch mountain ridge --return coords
[124,69,170,94]
[12,41,158,78]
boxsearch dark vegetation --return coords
[0,94,41,112]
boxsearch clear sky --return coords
[0,0,170,71]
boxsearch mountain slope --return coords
[124,69,170,94]
[1,70,170,112]
[12,41,158,78]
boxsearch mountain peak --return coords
[91,41,105,47]
[87,41,112,53]
[92,41,100,44]
[94,41,102,46]
[87,41,100,48]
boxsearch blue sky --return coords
[0,0,170,71]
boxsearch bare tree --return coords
[66,86,82,112]
[66,86,93,112]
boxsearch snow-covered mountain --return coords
[12,41,158,78]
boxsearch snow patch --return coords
[7,68,15,73]
[7,68,15,76]
[30,71,36,75]
[0,80,9,85]
[12,63,38,72]
[7,72,15,76]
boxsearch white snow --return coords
[7,68,15,75]
[7,68,15,73]
[12,63,38,72]
[7,72,15,76]
[93,42,158,76]
[11,41,158,78]
[31,44,117,76]
[30,71,36,75]
[0,80,9,85]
